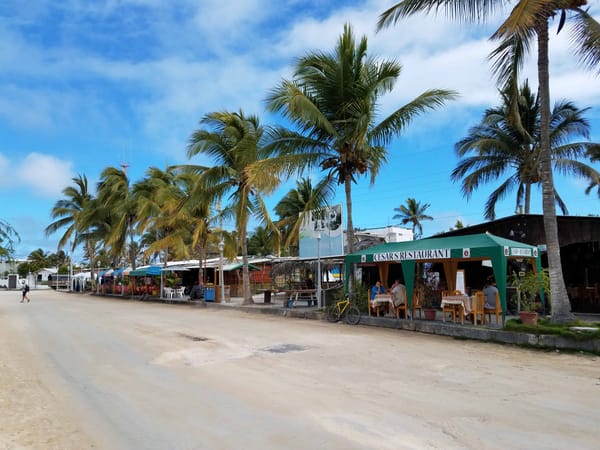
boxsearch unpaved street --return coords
[0,289,598,449]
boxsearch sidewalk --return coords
[205,294,600,354]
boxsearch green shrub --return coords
[510,269,550,312]
[350,282,370,313]
[504,318,600,340]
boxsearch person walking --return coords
[21,283,30,303]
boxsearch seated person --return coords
[304,276,314,289]
[370,280,388,313]
[390,279,406,306]
[189,282,204,300]
[371,280,387,300]
[483,278,498,309]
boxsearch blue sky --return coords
[1,0,599,261]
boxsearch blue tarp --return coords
[129,266,162,277]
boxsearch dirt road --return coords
[0,289,598,449]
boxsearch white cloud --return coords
[13,153,74,198]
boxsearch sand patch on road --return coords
[0,307,96,449]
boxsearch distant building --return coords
[364,226,414,242]
[0,259,26,275]
[36,267,58,283]
[434,214,600,313]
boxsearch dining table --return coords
[440,295,474,324]
[372,294,394,316]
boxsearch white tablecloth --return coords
[441,295,473,315]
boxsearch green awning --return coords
[222,262,260,271]
[344,232,542,315]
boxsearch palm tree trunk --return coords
[241,224,253,305]
[344,176,354,254]
[537,20,574,323]
[128,217,136,270]
[88,241,96,291]
[524,183,531,214]
[344,175,356,297]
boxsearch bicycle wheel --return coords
[326,305,340,323]
[344,305,361,325]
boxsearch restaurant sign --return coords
[373,248,451,262]
[510,248,533,257]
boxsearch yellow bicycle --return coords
[326,295,361,325]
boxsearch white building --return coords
[36,268,57,283]
[359,226,414,243]
[0,259,25,275]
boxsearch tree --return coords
[392,198,433,239]
[187,110,288,304]
[0,219,20,261]
[45,174,101,280]
[378,0,600,323]
[134,166,191,262]
[585,147,600,197]
[450,220,465,231]
[266,23,456,255]
[47,250,68,268]
[247,226,277,256]
[452,80,600,220]
[27,248,49,272]
[274,177,334,256]
[96,167,138,269]
[45,175,91,248]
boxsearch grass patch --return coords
[504,318,600,341]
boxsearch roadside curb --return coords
[205,301,600,354]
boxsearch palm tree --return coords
[45,174,100,279]
[452,220,465,231]
[0,219,19,261]
[77,197,113,271]
[585,148,600,198]
[27,248,49,273]
[452,80,600,220]
[378,1,600,323]
[274,177,335,256]
[266,23,457,255]
[393,198,433,239]
[187,110,288,304]
[133,166,192,262]
[247,226,278,256]
[138,166,217,287]
[96,167,138,269]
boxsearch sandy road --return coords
[0,289,598,450]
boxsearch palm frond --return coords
[568,8,600,75]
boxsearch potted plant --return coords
[419,280,438,320]
[512,269,550,325]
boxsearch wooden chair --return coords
[484,291,504,326]
[441,290,460,323]
[368,297,385,317]
[391,284,408,319]
[393,301,408,319]
[472,291,486,325]
[411,288,423,320]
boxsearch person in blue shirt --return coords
[371,280,387,300]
